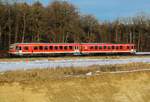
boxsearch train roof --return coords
[11,43,135,44]
[11,43,135,46]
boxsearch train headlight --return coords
[131,49,136,53]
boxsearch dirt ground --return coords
[0,71,150,102]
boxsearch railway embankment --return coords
[0,63,150,102]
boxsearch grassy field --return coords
[0,63,150,102]
[0,55,150,62]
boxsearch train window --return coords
[60,46,63,50]
[132,46,134,49]
[90,46,93,49]
[44,46,48,50]
[112,46,115,49]
[55,46,58,50]
[16,46,22,50]
[69,46,73,50]
[39,46,43,50]
[127,46,130,49]
[16,46,18,50]
[49,46,53,50]
[120,46,123,49]
[95,46,98,50]
[34,46,38,50]
[99,46,102,49]
[64,46,68,50]
[104,46,106,49]
[108,46,111,49]
[24,46,28,50]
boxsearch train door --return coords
[74,45,80,55]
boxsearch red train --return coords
[8,43,136,56]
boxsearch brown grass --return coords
[0,62,149,84]
[0,63,150,102]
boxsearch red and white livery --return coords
[8,43,136,56]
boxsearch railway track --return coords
[135,52,150,55]
[0,51,150,58]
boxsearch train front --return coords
[8,44,19,56]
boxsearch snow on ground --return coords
[0,58,150,72]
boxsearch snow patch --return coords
[0,58,150,72]
[86,72,92,76]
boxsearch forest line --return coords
[0,1,149,51]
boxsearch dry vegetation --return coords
[0,63,150,102]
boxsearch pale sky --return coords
[26,0,150,21]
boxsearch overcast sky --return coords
[26,0,150,21]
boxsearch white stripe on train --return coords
[9,50,135,55]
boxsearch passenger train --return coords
[8,43,136,56]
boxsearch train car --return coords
[8,43,80,56]
[80,43,136,54]
[8,43,136,56]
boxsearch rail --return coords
[136,52,150,55]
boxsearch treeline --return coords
[0,0,149,51]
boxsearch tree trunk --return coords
[115,29,118,43]
[129,31,132,43]
[8,7,11,46]
[0,26,2,48]
[22,13,26,43]
[137,32,141,51]
[15,21,18,43]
